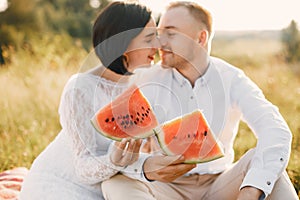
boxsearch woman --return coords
[19,2,159,199]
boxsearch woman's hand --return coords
[110,138,142,167]
[141,136,161,154]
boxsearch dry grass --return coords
[212,34,300,196]
[0,31,299,197]
[0,34,87,170]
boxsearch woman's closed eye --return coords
[144,33,156,43]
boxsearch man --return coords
[102,2,298,199]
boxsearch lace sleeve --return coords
[59,82,123,184]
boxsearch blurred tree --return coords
[0,0,38,65]
[36,0,110,49]
[0,0,110,63]
[0,0,38,47]
[281,20,300,63]
[0,46,4,65]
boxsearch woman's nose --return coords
[153,37,161,49]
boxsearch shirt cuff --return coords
[120,153,152,182]
[102,154,126,172]
[240,168,278,197]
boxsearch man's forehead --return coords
[158,7,192,28]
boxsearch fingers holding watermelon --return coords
[143,155,196,182]
[110,139,143,167]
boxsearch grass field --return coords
[212,32,300,197]
[0,31,299,197]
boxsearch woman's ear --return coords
[122,54,130,68]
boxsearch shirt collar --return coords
[171,67,187,86]
[171,57,214,87]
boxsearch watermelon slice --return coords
[155,109,224,164]
[91,84,158,141]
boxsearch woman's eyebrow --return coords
[145,32,156,38]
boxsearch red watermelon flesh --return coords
[155,109,224,163]
[91,84,158,141]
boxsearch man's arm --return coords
[231,70,292,198]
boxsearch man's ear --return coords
[198,30,209,46]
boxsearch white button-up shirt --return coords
[123,56,292,196]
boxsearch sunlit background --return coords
[120,0,300,31]
[0,0,7,12]
[1,0,299,30]
[0,0,299,198]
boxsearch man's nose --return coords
[157,34,167,47]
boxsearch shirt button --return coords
[280,158,284,162]
[190,96,194,100]
[134,169,138,172]
[200,78,205,86]
[267,181,271,185]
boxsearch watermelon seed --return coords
[142,113,145,117]
[141,117,144,121]
[145,113,148,117]
[124,125,127,129]
[130,121,133,125]
[111,117,115,122]
[187,134,190,138]
[125,121,129,125]
[123,116,126,119]
[105,118,109,123]
[134,121,137,124]
[146,110,149,114]
[193,133,197,138]
[130,115,133,119]
[136,118,139,122]
[204,131,207,136]
[147,108,150,111]
[142,106,145,110]
[121,121,125,125]
[137,112,140,116]
[126,114,129,118]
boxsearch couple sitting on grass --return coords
[19,1,298,200]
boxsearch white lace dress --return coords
[20,73,130,200]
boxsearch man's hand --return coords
[110,139,142,167]
[237,186,264,200]
[143,155,196,182]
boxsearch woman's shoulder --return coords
[62,72,129,98]
[62,73,99,94]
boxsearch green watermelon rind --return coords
[182,152,224,164]
[91,116,155,141]
[155,128,224,164]
[153,128,175,155]
[154,110,225,164]
[90,85,158,141]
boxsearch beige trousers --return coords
[102,149,298,200]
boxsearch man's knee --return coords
[102,174,129,194]
[102,174,154,200]
[267,171,298,200]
